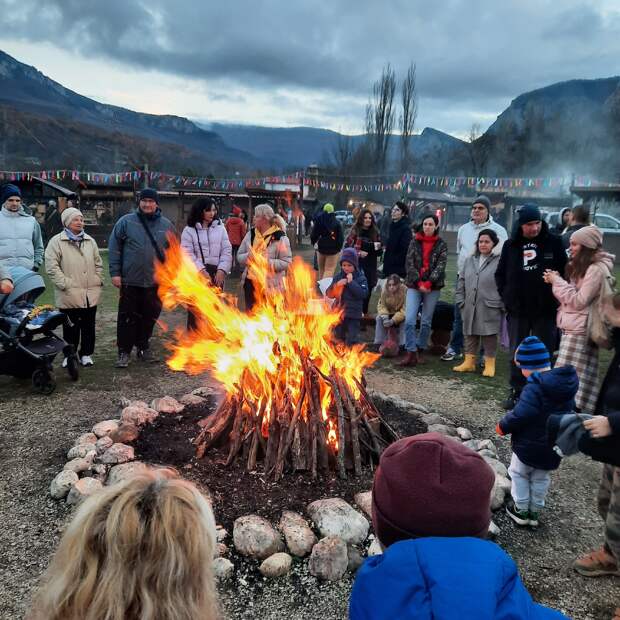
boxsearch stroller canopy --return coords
[0,266,45,310]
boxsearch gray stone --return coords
[119,398,150,409]
[496,475,512,494]
[64,454,95,474]
[308,536,348,581]
[50,470,79,499]
[279,511,317,557]
[192,386,216,398]
[307,498,369,545]
[483,456,509,478]
[213,543,228,558]
[456,427,473,441]
[180,393,207,407]
[91,463,108,481]
[212,557,234,580]
[259,552,293,578]
[477,439,498,454]
[216,525,228,543]
[233,515,284,560]
[66,477,103,505]
[67,443,97,460]
[462,439,479,451]
[150,396,185,414]
[421,412,444,426]
[478,449,498,459]
[107,461,149,485]
[488,521,500,539]
[354,491,372,519]
[109,422,140,444]
[120,406,158,427]
[347,546,364,572]
[427,423,457,437]
[95,436,114,455]
[490,477,507,511]
[74,432,98,446]
[100,443,135,465]
[92,419,120,438]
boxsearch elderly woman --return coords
[453,228,504,378]
[45,207,103,367]
[181,198,232,329]
[543,225,615,413]
[237,203,292,311]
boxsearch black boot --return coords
[502,388,520,410]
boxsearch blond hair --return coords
[254,203,287,231]
[30,469,219,620]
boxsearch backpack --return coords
[587,262,616,349]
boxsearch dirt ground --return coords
[0,276,619,618]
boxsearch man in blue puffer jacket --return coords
[497,335,578,528]
[349,432,567,620]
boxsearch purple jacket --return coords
[180,220,232,274]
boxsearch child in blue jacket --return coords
[326,247,368,345]
[349,432,567,620]
[497,335,578,527]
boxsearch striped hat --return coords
[515,336,550,370]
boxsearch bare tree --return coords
[331,133,354,175]
[467,122,492,176]
[365,64,396,172]
[399,62,417,172]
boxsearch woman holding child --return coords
[543,225,615,413]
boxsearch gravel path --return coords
[0,328,618,619]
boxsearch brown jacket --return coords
[376,283,407,325]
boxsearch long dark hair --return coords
[353,208,379,241]
[187,198,218,227]
[566,246,599,282]
[415,214,439,234]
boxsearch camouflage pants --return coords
[599,464,620,561]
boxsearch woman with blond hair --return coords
[237,203,292,311]
[30,469,219,620]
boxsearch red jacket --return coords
[225,216,247,246]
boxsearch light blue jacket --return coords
[0,206,44,270]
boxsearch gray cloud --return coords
[1,0,620,132]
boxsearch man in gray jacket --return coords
[108,188,176,368]
[0,184,44,272]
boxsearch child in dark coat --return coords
[326,247,368,346]
[497,336,578,528]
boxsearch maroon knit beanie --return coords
[372,432,495,547]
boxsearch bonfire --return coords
[155,237,398,480]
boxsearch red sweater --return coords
[416,232,438,290]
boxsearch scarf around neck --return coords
[253,224,280,249]
[64,228,85,242]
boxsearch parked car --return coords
[593,212,620,233]
[334,210,354,226]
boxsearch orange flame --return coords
[155,236,378,446]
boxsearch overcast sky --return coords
[1,0,619,137]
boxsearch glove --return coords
[383,318,394,328]
[495,423,505,437]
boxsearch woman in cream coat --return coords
[45,207,103,367]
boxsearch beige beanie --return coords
[570,225,603,249]
[61,207,83,228]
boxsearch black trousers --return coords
[117,286,162,354]
[507,313,558,391]
[243,279,256,312]
[61,306,97,357]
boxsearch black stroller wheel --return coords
[32,367,56,395]
[66,354,80,381]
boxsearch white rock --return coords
[483,456,509,478]
[307,498,369,545]
[64,454,94,474]
[120,406,158,427]
[101,443,135,465]
[367,538,383,556]
[212,557,234,580]
[488,521,500,539]
[67,443,97,460]
[66,477,103,505]
[180,393,207,406]
[279,511,317,557]
[456,427,473,441]
[490,478,507,511]
[233,515,284,560]
[95,436,114,455]
[216,525,229,543]
[259,552,293,578]
[496,475,512,494]
[92,419,120,438]
[50,470,79,499]
[308,536,348,581]
[107,461,149,485]
[74,432,98,446]
[213,543,228,558]
[477,439,498,454]
[150,396,185,414]
[354,491,372,519]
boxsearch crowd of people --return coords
[1,181,619,618]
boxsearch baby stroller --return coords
[0,266,79,394]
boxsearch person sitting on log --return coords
[349,433,567,619]
[326,247,368,346]
[29,469,220,620]
[373,274,406,356]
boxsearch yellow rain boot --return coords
[453,354,476,372]
[482,356,496,378]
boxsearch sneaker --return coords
[61,357,68,368]
[506,500,530,527]
[528,510,540,528]
[573,546,620,577]
[115,352,130,368]
[440,349,457,361]
[137,349,157,363]
[80,355,94,367]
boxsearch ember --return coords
[156,237,398,479]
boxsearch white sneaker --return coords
[61,357,68,368]
[81,355,94,366]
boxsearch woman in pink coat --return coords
[543,226,615,413]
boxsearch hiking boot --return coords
[399,351,419,367]
[115,352,130,368]
[137,349,157,363]
[506,500,530,527]
[503,389,520,410]
[573,546,620,577]
[528,510,540,528]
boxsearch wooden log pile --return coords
[193,354,399,480]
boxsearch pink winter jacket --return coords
[551,252,615,334]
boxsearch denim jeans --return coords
[374,316,406,345]
[508,453,552,511]
[405,288,440,352]
[448,276,464,354]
